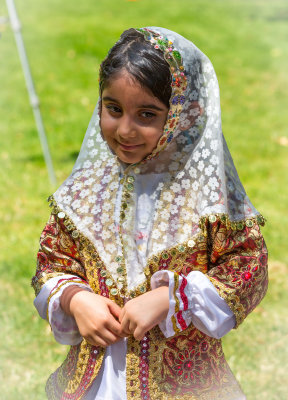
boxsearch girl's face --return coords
[100,70,169,164]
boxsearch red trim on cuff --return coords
[176,311,187,330]
[179,276,188,311]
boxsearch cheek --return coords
[154,129,164,144]
[151,123,166,144]
[144,129,163,151]
[151,113,168,144]
[100,113,116,139]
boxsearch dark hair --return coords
[99,28,172,107]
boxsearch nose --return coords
[116,114,137,141]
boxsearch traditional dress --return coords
[32,27,268,400]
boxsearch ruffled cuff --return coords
[151,270,236,339]
[34,275,92,345]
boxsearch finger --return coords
[120,314,133,336]
[118,307,125,323]
[88,328,122,347]
[85,335,109,348]
[107,300,122,320]
[128,321,137,335]
[106,313,126,337]
[133,326,145,341]
[101,330,123,345]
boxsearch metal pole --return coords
[5,0,57,186]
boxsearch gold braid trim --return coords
[171,314,180,336]
[66,342,105,394]
[66,341,91,393]
[126,336,142,399]
[173,272,180,313]
[199,212,265,237]
[66,341,105,396]
[171,273,181,334]
[32,271,67,296]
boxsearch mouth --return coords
[118,142,143,151]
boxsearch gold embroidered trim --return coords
[173,272,180,313]
[171,314,180,335]
[117,173,135,298]
[66,341,105,395]
[32,271,67,297]
[171,273,181,334]
[199,212,265,237]
[126,336,142,399]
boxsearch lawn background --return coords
[0,0,287,399]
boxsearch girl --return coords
[32,27,268,400]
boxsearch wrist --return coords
[155,286,169,316]
[155,285,169,296]
[60,285,89,316]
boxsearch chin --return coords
[117,152,143,164]
[119,157,141,164]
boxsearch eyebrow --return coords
[102,96,166,111]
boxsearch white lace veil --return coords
[52,27,262,293]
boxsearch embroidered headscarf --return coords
[51,27,264,299]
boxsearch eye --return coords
[105,104,122,114]
[140,111,156,119]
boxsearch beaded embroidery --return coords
[137,28,187,160]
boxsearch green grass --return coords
[0,0,287,398]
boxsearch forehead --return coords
[102,70,165,107]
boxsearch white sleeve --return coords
[33,274,92,345]
[151,270,236,339]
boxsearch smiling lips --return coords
[118,142,143,151]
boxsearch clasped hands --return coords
[66,286,169,347]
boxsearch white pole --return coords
[5,0,57,186]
